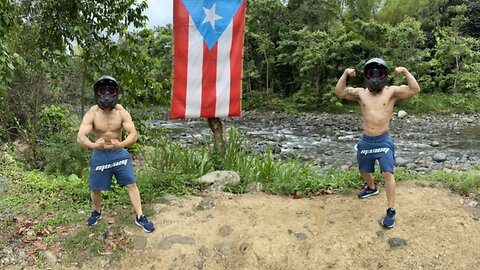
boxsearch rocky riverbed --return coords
[147,110,480,173]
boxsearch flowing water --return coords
[147,112,480,171]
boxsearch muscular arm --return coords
[393,67,421,100]
[335,68,362,101]
[118,109,138,148]
[77,110,96,149]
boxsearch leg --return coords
[360,171,376,189]
[357,148,379,199]
[383,172,396,208]
[126,183,143,219]
[127,183,155,233]
[91,190,102,211]
[88,190,103,225]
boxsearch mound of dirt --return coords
[90,182,480,269]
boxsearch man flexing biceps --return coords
[335,58,420,228]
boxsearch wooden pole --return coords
[207,117,226,158]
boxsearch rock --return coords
[337,135,355,141]
[197,171,241,185]
[196,197,216,210]
[468,201,478,208]
[388,238,407,248]
[294,232,307,240]
[195,260,205,269]
[431,141,440,147]
[38,251,57,265]
[214,243,234,257]
[132,235,148,250]
[198,171,241,193]
[433,153,447,162]
[395,157,408,166]
[158,235,195,250]
[397,110,407,118]
[218,225,233,237]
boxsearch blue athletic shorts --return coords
[89,148,136,190]
[357,132,395,173]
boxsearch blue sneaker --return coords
[357,185,379,199]
[87,210,102,226]
[381,208,396,228]
[135,215,155,233]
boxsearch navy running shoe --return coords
[381,208,396,228]
[135,215,155,233]
[358,185,379,199]
[87,210,102,226]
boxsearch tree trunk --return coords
[81,58,87,115]
[265,51,270,94]
[0,105,11,142]
[454,55,459,92]
[31,81,40,163]
[207,117,226,158]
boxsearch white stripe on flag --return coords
[216,21,233,117]
[185,16,203,118]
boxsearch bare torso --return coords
[357,86,397,136]
[90,105,124,145]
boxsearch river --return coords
[147,111,480,173]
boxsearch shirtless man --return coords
[77,75,155,233]
[335,58,420,228]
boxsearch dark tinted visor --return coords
[97,85,118,96]
[366,69,386,80]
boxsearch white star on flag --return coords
[202,3,222,29]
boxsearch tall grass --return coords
[417,170,480,199]
[138,128,370,197]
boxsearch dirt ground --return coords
[83,181,479,270]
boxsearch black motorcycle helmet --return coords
[93,75,119,110]
[364,58,388,93]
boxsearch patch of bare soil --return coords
[18,182,466,270]
[100,181,479,270]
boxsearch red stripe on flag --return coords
[200,43,217,118]
[171,0,189,119]
[229,0,246,117]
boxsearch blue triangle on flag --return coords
[182,0,243,50]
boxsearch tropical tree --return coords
[428,4,479,93]
[3,0,148,166]
[383,17,428,86]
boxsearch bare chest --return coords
[93,112,123,133]
[359,90,395,110]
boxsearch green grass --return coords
[416,170,480,200]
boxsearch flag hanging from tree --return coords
[170,0,246,119]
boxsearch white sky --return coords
[145,0,173,28]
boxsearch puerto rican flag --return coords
[170,0,246,119]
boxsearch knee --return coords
[382,172,395,180]
[126,183,138,190]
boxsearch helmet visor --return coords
[366,69,387,80]
[97,85,118,97]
